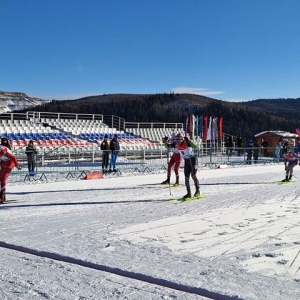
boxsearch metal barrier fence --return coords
[10,146,280,183]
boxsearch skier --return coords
[161,133,183,186]
[0,137,11,150]
[0,145,21,203]
[100,134,110,174]
[175,135,200,199]
[282,149,300,182]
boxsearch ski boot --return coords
[161,177,170,184]
[173,180,179,187]
[289,175,293,181]
[194,189,200,197]
[282,176,289,182]
[183,191,191,199]
[0,191,5,203]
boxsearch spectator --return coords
[274,142,282,162]
[25,140,38,175]
[109,134,120,172]
[282,141,289,155]
[227,136,233,156]
[237,136,242,156]
[100,134,110,174]
[246,139,254,164]
[262,139,268,156]
[253,140,259,163]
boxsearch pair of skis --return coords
[166,194,206,203]
[144,183,206,203]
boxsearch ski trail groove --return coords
[0,240,244,300]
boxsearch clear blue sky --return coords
[1,0,300,101]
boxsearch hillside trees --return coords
[16,94,300,138]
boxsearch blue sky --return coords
[1,0,300,101]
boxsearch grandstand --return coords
[0,111,185,151]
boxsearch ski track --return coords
[1,165,300,299]
[0,241,241,300]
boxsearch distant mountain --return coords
[0,91,49,114]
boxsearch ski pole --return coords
[168,178,172,196]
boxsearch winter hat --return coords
[104,134,108,139]
[1,137,8,143]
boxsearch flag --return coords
[198,116,203,138]
[214,117,218,141]
[207,117,212,141]
[296,128,300,137]
[219,117,223,140]
[203,116,208,140]
[185,115,189,137]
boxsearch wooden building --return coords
[254,131,298,157]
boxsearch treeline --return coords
[18,93,300,139]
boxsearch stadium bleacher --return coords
[0,112,183,151]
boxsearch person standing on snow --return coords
[100,134,110,174]
[173,135,200,199]
[161,133,183,186]
[246,139,254,164]
[25,140,38,175]
[274,142,282,162]
[282,149,300,182]
[0,145,21,203]
[109,134,120,172]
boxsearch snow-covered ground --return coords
[1,163,300,299]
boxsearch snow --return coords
[1,163,300,299]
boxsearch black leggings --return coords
[184,157,199,192]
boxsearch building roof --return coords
[255,130,298,138]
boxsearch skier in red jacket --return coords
[161,133,183,186]
[0,144,20,203]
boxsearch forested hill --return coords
[17,93,300,138]
[237,98,300,120]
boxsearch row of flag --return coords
[185,115,223,141]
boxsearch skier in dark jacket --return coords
[173,135,200,199]
[109,134,120,172]
[100,134,110,173]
